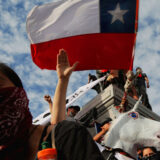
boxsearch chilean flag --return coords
[26,0,139,71]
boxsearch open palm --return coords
[56,49,78,80]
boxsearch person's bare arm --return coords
[50,49,78,125]
[93,129,107,142]
[44,94,53,113]
[145,76,150,88]
[93,123,110,142]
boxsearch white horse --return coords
[103,97,160,159]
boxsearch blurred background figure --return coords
[66,105,80,117]
[137,148,143,160]
[104,70,124,90]
[96,70,109,91]
[88,73,101,94]
[124,70,138,100]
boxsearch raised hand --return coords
[51,49,78,125]
[44,94,52,104]
[56,49,78,80]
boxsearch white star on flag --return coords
[108,3,128,24]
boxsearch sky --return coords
[0,0,160,119]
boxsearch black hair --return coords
[0,63,23,88]
[100,117,112,127]
[136,67,142,71]
[67,105,80,112]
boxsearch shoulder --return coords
[142,73,147,77]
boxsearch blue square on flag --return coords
[100,0,136,33]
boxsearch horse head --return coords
[103,97,160,159]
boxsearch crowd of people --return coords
[40,50,158,160]
[0,49,158,160]
[88,67,152,110]
[0,49,105,160]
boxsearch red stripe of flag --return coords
[31,33,136,71]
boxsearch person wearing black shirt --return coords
[134,67,152,110]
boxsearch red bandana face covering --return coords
[0,87,32,149]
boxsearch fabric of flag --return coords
[26,0,139,71]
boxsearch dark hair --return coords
[136,67,142,71]
[67,105,80,112]
[0,63,23,88]
[101,117,112,127]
